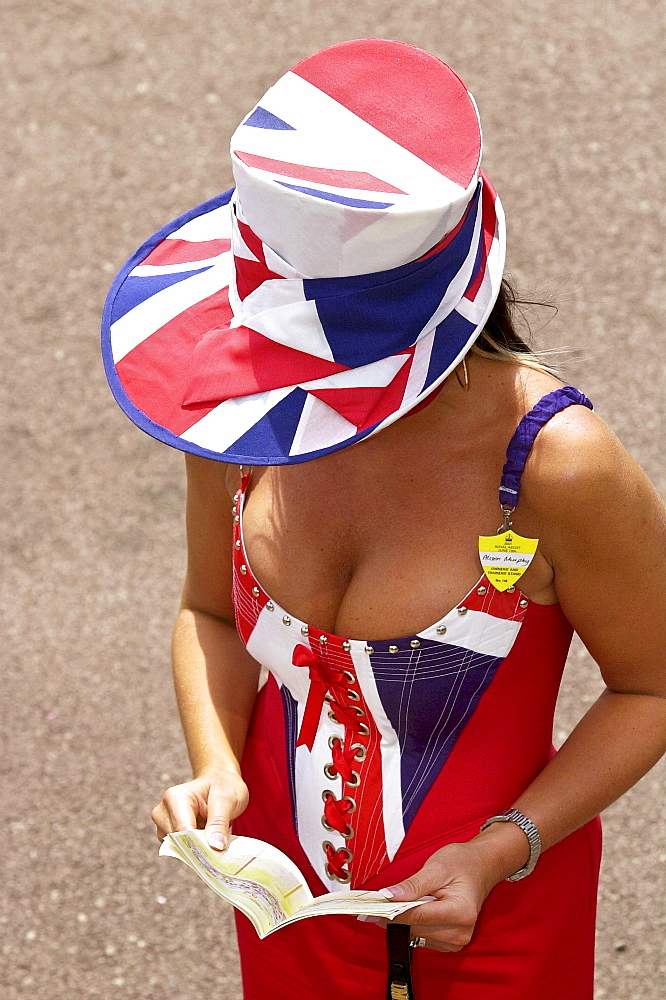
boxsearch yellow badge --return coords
[478,530,539,592]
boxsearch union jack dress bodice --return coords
[232,387,593,892]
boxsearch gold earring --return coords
[454,357,470,391]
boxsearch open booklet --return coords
[159,831,428,939]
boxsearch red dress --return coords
[231,388,602,999]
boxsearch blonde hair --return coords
[472,279,562,378]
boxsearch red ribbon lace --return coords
[322,791,354,837]
[292,643,361,750]
[329,737,360,785]
[324,843,351,880]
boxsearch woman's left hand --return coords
[367,829,528,952]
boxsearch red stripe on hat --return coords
[182,325,350,408]
[233,150,406,195]
[142,238,231,266]
[308,386,389,428]
[292,40,480,189]
[115,288,234,435]
[357,349,414,431]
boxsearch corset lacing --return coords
[292,642,369,883]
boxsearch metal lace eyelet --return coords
[328,735,343,750]
[341,796,356,814]
[325,866,351,884]
[357,723,371,737]
[353,705,365,717]
[345,771,361,788]
[351,744,367,761]
[327,710,339,723]
[347,690,360,702]
[323,763,338,780]
[343,670,355,684]
[321,815,335,832]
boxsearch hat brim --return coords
[102,183,505,466]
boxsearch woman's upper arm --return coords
[180,453,238,623]
[524,407,666,696]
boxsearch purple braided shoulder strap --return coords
[499,386,593,510]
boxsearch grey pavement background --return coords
[1,2,664,998]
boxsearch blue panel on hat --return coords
[228,388,308,460]
[422,310,476,391]
[303,185,481,367]
[244,106,296,130]
[277,181,393,210]
[110,267,212,323]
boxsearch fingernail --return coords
[357,915,382,924]
[380,885,403,899]
[208,833,227,851]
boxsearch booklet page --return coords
[160,832,430,938]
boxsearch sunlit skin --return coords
[151,353,666,953]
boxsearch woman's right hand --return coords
[150,768,249,851]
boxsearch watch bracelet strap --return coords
[479,808,542,881]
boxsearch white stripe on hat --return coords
[232,278,335,361]
[179,385,291,451]
[110,254,233,363]
[168,204,233,243]
[289,393,356,456]
[402,327,438,401]
[131,257,226,275]
[300,354,409,391]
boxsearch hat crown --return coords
[230,39,482,278]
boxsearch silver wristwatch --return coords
[479,808,542,881]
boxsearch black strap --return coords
[386,924,415,1000]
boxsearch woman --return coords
[102,39,666,1000]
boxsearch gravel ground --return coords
[1,2,663,998]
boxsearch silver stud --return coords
[506,586,516,594]
[477,586,487,595]
[232,505,237,515]
[252,586,260,597]
[364,645,374,655]
[342,641,351,652]
[436,625,447,635]
[519,598,529,608]
[239,564,247,575]
[457,606,468,616]
[389,645,399,654]
[410,639,420,648]
[319,635,328,644]
[266,601,274,611]
[301,625,309,636]
[233,515,240,524]
[282,615,291,626]
[234,539,241,549]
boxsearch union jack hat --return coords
[102,39,506,465]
